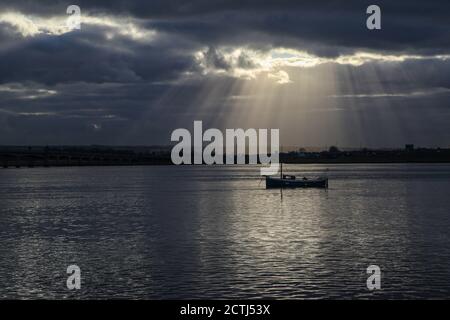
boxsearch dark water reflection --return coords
[0,164,450,299]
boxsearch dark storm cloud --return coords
[0,24,197,85]
[0,0,449,146]
[1,0,449,55]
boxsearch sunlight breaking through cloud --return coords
[0,11,155,41]
[195,47,450,85]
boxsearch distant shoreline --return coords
[2,145,450,168]
[2,161,450,169]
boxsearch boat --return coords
[265,175,328,189]
[264,164,328,189]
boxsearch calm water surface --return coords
[0,164,450,299]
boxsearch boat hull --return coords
[265,176,328,189]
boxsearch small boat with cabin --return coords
[265,164,328,189]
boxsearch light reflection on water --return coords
[0,164,450,299]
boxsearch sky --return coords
[0,0,449,148]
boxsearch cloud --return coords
[0,83,57,99]
[0,1,449,146]
[330,88,450,99]
[267,70,291,84]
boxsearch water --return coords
[0,164,449,299]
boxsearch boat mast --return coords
[280,162,283,178]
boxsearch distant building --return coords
[405,144,415,151]
[328,146,340,153]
